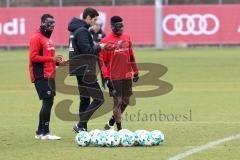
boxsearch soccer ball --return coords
[119,129,135,147]
[151,130,164,145]
[134,130,146,146]
[75,131,91,147]
[134,130,154,146]
[142,130,155,146]
[105,130,121,147]
[89,129,107,147]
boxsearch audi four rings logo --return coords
[163,14,220,36]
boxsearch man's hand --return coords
[58,60,69,66]
[99,43,106,49]
[101,78,107,89]
[106,78,113,90]
[133,74,139,82]
[53,55,63,63]
[105,78,117,96]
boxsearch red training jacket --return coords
[99,32,139,80]
[29,29,56,83]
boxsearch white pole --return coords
[112,0,116,6]
[155,0,163,49]
[165,0,168,5]
[59,0,63,7]
[6,0,10,7]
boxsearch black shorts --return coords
[34,78,56,100]
[112,78,132,97]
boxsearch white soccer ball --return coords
[105,130,121,147]
[151,130,164,145]
[134,130,154,146]
[119,129,135,147]
[89,129,107,147]
[75,131,91,146]
[134,130,146,146]
[143,131,155,146]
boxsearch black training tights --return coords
[36,97,54,135]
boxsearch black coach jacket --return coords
[68,17,101,80]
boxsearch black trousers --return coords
[76,76,104,129]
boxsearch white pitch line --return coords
[168,134,240,160]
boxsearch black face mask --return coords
[40,18,55,38]
[40,25,53,38]
[111,22,124,36]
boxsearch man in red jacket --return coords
[29,14,66,140]
[99,16,139,131]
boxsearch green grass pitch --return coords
[0,48,240,160]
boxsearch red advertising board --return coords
[0,6,154,46]
[162,5,240,44]
[0,5,240,46]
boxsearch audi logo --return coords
[163,14,220,36]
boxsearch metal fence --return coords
[1,0,240,7]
